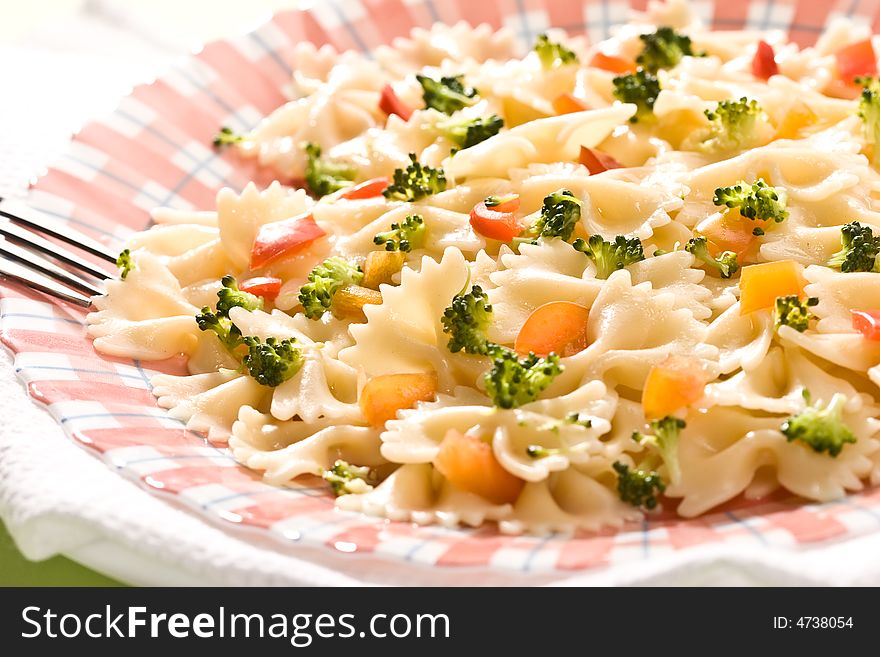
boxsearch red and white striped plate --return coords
[3,0,880,575]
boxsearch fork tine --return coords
[0,257,93,308]
[0,240,104,296]
[0,218,113,280]
[0,200,119,263]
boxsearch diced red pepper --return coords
[239,276,282,301]
[552,93,590,115]
[835,38,877,84]
[589,52,637,74]
[578,145,622,175]
[469,195,522,242]
[852,309,880,340]
[379,84,413,121]
[341,177,389,200]
[250,213,326,269]
[752,40,779,80]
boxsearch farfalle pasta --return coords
[88,0,880,534]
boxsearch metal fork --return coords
[0,199,119,308]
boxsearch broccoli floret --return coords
[636,26,699,73]
[573,234,646,279]
[416,74,478,115]
[439,114,504,149]
[303,142,356,197]
[526,188,583,242]
[441,285,493,355]
[298,257,364,320]
[827,221,880,272]
[533,34,579,69]
[195,308,243,351]
[383,153,447,202]
[700,97,766,152]
[858,76,880,166]
[484,349,563,409]
[613,461,666,510]
[685,236,739,279]
[216,274,263,316]
[116,248,134,280]
[322,460,373,496]
[633,416,686,485]
[775,295,818,332]
[781,391,857,457]
[242,336,304,387]
[713,179,788,223]
[612,68,661,123]
[372,214,426,253]
[212,126,243,149]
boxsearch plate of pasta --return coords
[6,0,880,575]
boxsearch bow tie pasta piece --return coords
[778,325,880,373]
[124,223,234,286]
[803,265,880,334]
[629,250,714,321]
[704,301,774,374]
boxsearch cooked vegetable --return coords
[836,39,877,84]
[323,460,373,496]
[552,93,590,115]
[238,276,282,301]
[383,153,447,202]
[341,177,389,200]
[373,214,426,252]
[685,236,739,278]
[713,179,789,223]
[116,249,134,280]
[752,40,778,80]
[858,76,880,165]
[433,429,525,504]
[578,146,622,174]
[195,308,243,351]
[613,461,665,510]
[827,221,880,272]
[526,188,583,242]
[298,256,364,319]
[195,275,262,350]
[534,34,579,69]
[212,126,243,148]
[484,349,563,409]
[526,445,560,459]
[642,355,707,420]
[774,101,817,140]
[775,295,818,332]
[695,211,757,258]
[636,26,699,73]
[441,285,494,355]
[589,52,636,74]
[739,260,805,314]
[331,284,383,320]
[250,213,326,269]
[700,97,768,152]
[612,68,661,122]
[514,301,591,357]
[362,250,406,289]
[633,415,686,485]
[438,114,504,149]
[573,234,646,279]
[359,372,438,427]
[379,84,413,121]
[303,142,356,197]
[469,194,522,242]
[781,391,857,457]
[416,74,477,114]
[851,309,880,340]
[242,336,304,387]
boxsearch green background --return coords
[0,518,124,586]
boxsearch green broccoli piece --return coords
[533,34,579,69]
[827,221,880,272]
[216,274,263,316]
[564,411,593,428]
[636,26,699,73]
[775,295,818,332]
[526,445,561,459]
[438,114,504,149]
[303,142,356,197]
[116,248,134,280]
[322,460,373,496]
[781,391,857,457]
[242,336,304,387]
[526,188,583,242]
[212,126,244,149]
[441,285,494,355]
[573,234,646,279]
[372,214,426,253]
[484,349,563,409]
[612,68,661,123]
[713,179,788,223]
[613,461,666,510]
[195,308,243,350]
[685,236,739,279]
[700,97,766,152]
[298,257,364,320]
[416,74,478,115]
[383,153,447,202]
[857,76,880,166]
[633,416,686,485]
